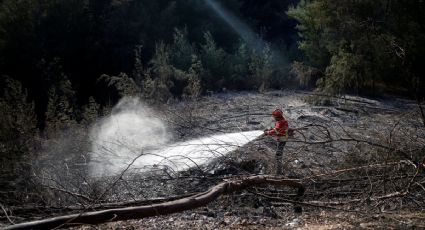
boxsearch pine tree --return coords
[143,42,174,102]
[45,75,77,135]
[248,45,273,92]
[171,28,194,71]
[200,31,229,90]
[183,55,203,99]
[132,45,144,87]
[0,76,37,156]
[97,73,141,99]
[288,0,425,96]
[81,97,100,126]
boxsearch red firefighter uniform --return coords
[265,108,288,175]
[265,112,289,141]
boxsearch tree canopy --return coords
[0,0,424,134]
[0,0,299,129]
[288,0,425,96]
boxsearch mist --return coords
[89,97,170,177]
[89,97,264,177]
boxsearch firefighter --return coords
[264,108,289,175]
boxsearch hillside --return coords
[2,91,424,229]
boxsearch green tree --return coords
[183,55,203,99]
[200,31,229,90]
[287,0,331,69]
[288,0,425,96]
[0,76,37,151]
[227,41,250,89]
[44,75,77,135]
[170,28,194,71]
[81,97,100,126]
[143,42,174,102]
[248,45,273,92]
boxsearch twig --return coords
[302,161,415,180]
[249,191,359,213]
[42,185,93,202]
[0,203,15,224]
[96,151,146,202]
[3,176,304,230]
[417,99,425,128]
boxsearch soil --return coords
[2,90,424,229]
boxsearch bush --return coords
[200,31,229,91]
[290,61,322,89]
[248,45,273,92]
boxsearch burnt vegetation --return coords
[1,0,425,229]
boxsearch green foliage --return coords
[248,45,273,92]
[97,73,141,99]
[287,0,331,68]
[233,42,250,76]
[143,39,203,102]
[290,61,321,88]
[320,50,362,95]
[132,45,144,86]
[200,31,229,90]
[0,77,37,140]
[143,42,174,102]
[0,76,37,155]
[37,58,77,134]
[183,55,203,99]
[170,28,194,71]
[45,74,77,135]
[0,0,300,135]
[226,42,250,89]
[288,0,425,96]
[81,97,100,126]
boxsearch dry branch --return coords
[3,175,304,230]
[302,161,416,181]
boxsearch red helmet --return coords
[272,108,283,118]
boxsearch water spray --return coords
[89,97,170,177]
[89,97,264,177]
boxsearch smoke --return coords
[89,97,170,177]
[89,97,264,177]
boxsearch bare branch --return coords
[3,176,304,230]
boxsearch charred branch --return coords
[3,176,304,230]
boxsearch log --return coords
[3,176,304,230]
[4,193,200,217]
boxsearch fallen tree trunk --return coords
[5,193,200,216]
[4,176,304,230]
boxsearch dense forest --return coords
[1,0,424,132]
[1,0,425,228]
[0,0,299,166]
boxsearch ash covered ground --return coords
[2,91,424,229]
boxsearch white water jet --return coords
[89,97,263,177]
[132,130,263,172]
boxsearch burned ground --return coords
[1,91,424,229]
